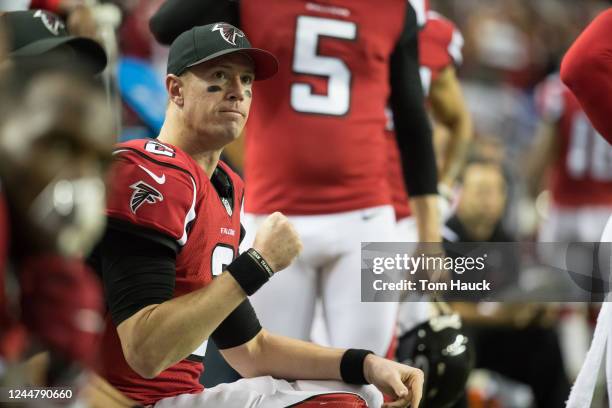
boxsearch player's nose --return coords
[226,74,247,102]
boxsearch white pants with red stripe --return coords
[243,206,398,356]
[154,377,381,408]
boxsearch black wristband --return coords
[226,248,273,296]
[340,349,374,385]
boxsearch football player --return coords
[561,8,612,143]
[91,22,425,408]
[150,0,441,360]
[560,8,612,408]
[529,73,612,243]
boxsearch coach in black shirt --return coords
[448,159,570,408]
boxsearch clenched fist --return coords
[252,212,302,272]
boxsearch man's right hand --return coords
[252,212,302,272]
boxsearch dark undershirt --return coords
[87,222,262,350]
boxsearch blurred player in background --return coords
[150,0,441,361]
[0,8,113,401]
[560,7,612,408]
[529,73,612,243]
[526,72,612,382]
[0,0,99,39]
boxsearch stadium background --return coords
[2,0,612,407]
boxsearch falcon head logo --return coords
[129,181,163,214]
[33,10,65,36]
[212,23,245,46]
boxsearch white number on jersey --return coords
[567,112,612,181]
[212,244,235,277]
[190,244,235,358]
[290,16,356,116]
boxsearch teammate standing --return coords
[560,8,612,408]
[92,22,425,408]
[150,0,441,357]
[529,74,612,243]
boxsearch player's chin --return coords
[213,125,243,147]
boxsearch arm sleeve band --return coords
[389,4,438,196]
[94,223,177,326]
[211,299,262,349]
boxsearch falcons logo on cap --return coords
[129,181,163,214]
[33,10,65,36]
[212,23,245,46]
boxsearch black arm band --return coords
[88,224,177,326]
[226,248,273,296]
[390,4,438,196]
[211,300,262,349]
[340,349,374,385]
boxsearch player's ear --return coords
[166,74,184,107]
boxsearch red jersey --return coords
[388,11,463,221]
[561,8,612,143]
[536,75,612,207]
[98,139,244,405]
[241,0,422,215]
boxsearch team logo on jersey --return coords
[33,10,65,36]
[212,23,244,46]
[221,197,233,216]
[129,181,163,214]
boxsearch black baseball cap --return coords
[167,22,278,80]
[1,9,107,74]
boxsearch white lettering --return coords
[220,227,235,236]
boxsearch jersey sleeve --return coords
[534,75,566,123]
[561,8,612,143]
[447,24,464,67]
[106,147,197,247]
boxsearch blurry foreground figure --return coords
[561,8,612,408]
[0,8,123,406]
[0,64,112,400]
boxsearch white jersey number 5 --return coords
[291,16,356,116]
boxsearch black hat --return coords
[167,22,278,80]
[1,9,107,74]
